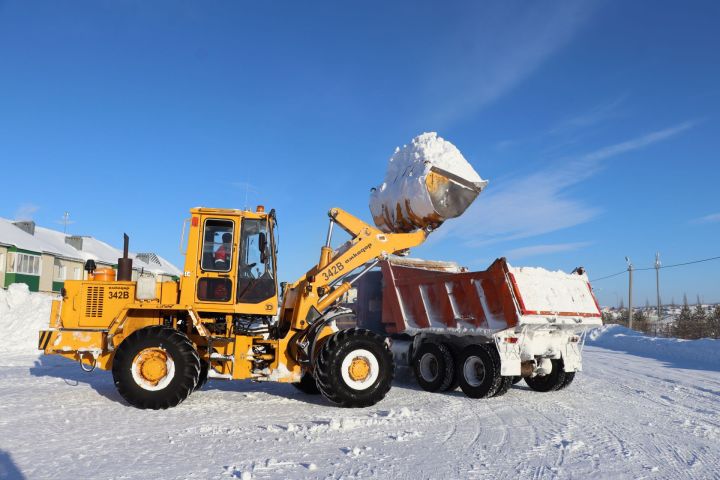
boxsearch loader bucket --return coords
[425,166,488,222]
[369,132,488,233]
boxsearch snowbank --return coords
[0,284,52,363]
[587,324,720,369]
[369,132,487,233]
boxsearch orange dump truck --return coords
[352,257,603,398]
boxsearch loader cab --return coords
[180,207,278,315]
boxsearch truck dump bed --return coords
[355,257,602,336]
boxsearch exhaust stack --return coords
[117,233,133,281]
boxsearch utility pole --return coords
[655,252,661,323]
[625,256,633,330]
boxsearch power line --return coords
[591,254,720,282]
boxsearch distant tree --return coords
[601,311,615,325]
[673,303,694,339]
[683,293,689,306]
[692,301,708,339]
[645,298,650,309]
[708,305,720,339]
[633,309,650,334]
[619,298,625,310]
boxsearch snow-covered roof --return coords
[0,218,181,277]
[0,218,49,254]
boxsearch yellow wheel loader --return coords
[39,206,429,409]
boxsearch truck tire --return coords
[292,371,321,394]
[443,346,461,392]
[412,342,455,392]
[458,344,502,399]
[525,359,567,392]
[485,344,511,397]
[511,376,522,385]
[557,371,575,390]
[112,326,200,409]
[314,328,394,408]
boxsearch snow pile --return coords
[511,266,601,315]
[0,284,52,363]
[369,132,487,233]
[588,324,720,368]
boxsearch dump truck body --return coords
[355,257,602,381]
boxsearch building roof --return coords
[0,218,181,277]
[0,218,49,254]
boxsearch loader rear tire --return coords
[292,372,321,394]
[525,359,567,393]
[195,358,210,391]
[314,328,394,408]
[112,326,200,409]
[458,344,502,399]
[511,376,522,385]
[413,342,455,392]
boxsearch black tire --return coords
[483,343,511,398]
[412,342,455,392]
[557,371,576,390]
[195,359,210,391]
[511,376,522,385]
[314,328,394,408]
[112,326,200,409]
[194,347,210,392]
[292,371,321,394]
[492,376,513,397]
[443,346,461,392]
[525,359,567,393]
[457,344,502,399]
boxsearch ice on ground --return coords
[2,286,719,479]
[369,132,487,233]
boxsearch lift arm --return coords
[283,208,428,331]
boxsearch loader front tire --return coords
[292,371,321,394]
[413,342,455,392]
[525,359,567,393]
[112,326,200,409]
[314,328,394,408]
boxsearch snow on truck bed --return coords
[510,266,600,316]
[1,286,719,479]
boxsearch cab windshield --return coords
[236,218,276,303]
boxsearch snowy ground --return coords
[1,288,719,479]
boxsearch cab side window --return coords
[201,219,234,272]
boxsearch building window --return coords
[74,267,82,280]
[0,253,5,272]
[9,253,41,275]
[53,259,67,281]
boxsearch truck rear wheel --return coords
[525,359,567,392]
[412,342,455,392]
[458,344,502,399]
[314,328,394,408]
[112,326,200,409]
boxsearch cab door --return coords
[195,218,236,304]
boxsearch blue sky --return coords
[1,1,718,306]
